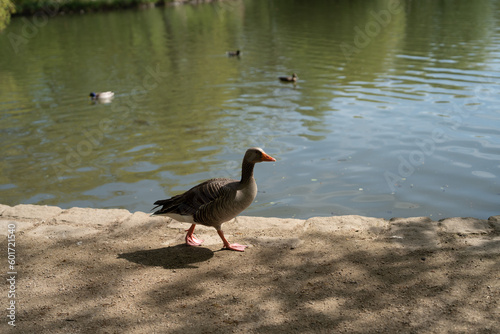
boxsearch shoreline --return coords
[11,0,224,17]
[2,203,499,242]
[1,204,499,333]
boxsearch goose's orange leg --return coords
[217,230,247,252]
[185,224,203,246]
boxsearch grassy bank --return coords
[1,0,15,30]
[2,0,227,30]
[12,0,219,16]
[14,0,153,15]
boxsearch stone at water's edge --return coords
[0,204,498,252]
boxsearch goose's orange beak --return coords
[261,153,276,162]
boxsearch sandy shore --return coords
[1,204,499,333]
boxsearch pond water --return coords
[1,0,499,220]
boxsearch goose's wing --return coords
[152,178,236,217]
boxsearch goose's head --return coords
[244,147,276,164]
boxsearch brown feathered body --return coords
[151,147,273,231]
[152,176,256,230]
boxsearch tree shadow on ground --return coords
[143,230,500,333]
[8,220,500,334]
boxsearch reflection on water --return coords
[0,0,499,219]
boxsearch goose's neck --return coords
[240,160,256,185]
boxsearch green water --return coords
[1,0,499,219]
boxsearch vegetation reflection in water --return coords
[0,0,499,220]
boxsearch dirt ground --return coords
[1,204,499,333]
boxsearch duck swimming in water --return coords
[227,50,240,57]
[279,73,298,83]
[89,91,114,102]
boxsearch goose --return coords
[151,147,276,251]
[89,91,114,102]
[227,50,240,57]
[279,73,298,83]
